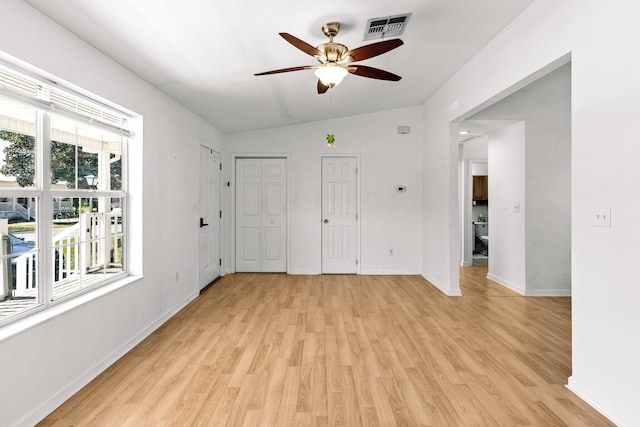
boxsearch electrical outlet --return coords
[594,208,611,227]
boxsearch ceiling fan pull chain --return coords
[327,91,335,149]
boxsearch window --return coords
[0,63,131,324]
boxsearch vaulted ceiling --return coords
[24,0,535,134]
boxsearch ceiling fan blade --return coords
[254,65,315,76]
[348,65,401,81]
[345,39,404,62]
[279,33,324,58]
[317,79,330,94]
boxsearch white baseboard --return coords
[287,270,422,275]
[421,271,462,296]
[21,291,199,427]
[486,273,571,296]
[567,376,637,427]
[359,269,421,275]
[486,273,525,295]
[525,288,571,296]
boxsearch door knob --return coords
[323,219,329,224]
[200,218,209,228]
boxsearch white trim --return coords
[421,271,462,296]
[486,273,525,295]
[39,111,53,304]
[0,189,42,197]
[567,377,635,427]
[50,190,126,198]
[360,269,421,275]
[288,269,320,275]
[486,273,571,296]
[15,284,196,427]
[525,288,571,297]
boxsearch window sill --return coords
[0,274,143,343]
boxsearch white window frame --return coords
[0,60,133,325]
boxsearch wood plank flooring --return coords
[38,269,614,426]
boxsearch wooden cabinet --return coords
[473,175,488,204]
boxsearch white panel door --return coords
[236,158,286,272]
[199,146,221,290]
[322,157,358,273]
[261,159,287,272]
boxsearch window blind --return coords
[0,64,131,137]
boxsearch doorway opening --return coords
[471,162,489,266]
[456,60,571,297]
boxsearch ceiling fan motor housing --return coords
[316,42,349,63]
[255,21,403,94]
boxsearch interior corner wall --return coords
[0,2,225,426]
[227,106,424,275]
[524,94,571,296]
[421,0,640,424]
[487,123,526,293]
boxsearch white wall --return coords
[227,107,424,275]
[422,0,640,424]
[487,123,526,292]
[422,112,460,295]
[0,2,225,426]
[524,93,571,295]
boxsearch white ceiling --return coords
[24,0,535,134]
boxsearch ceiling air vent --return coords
[363,13,412,41]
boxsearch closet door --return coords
[236,158,286,272]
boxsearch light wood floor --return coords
[39,268,613,426]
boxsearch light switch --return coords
[594,208,611,227]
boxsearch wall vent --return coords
[363,13,412,41]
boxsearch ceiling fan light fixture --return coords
[255,23,403,94]
[314,64,349,87]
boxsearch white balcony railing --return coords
[5,212,123,299]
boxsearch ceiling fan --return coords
[254,22,404,94]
